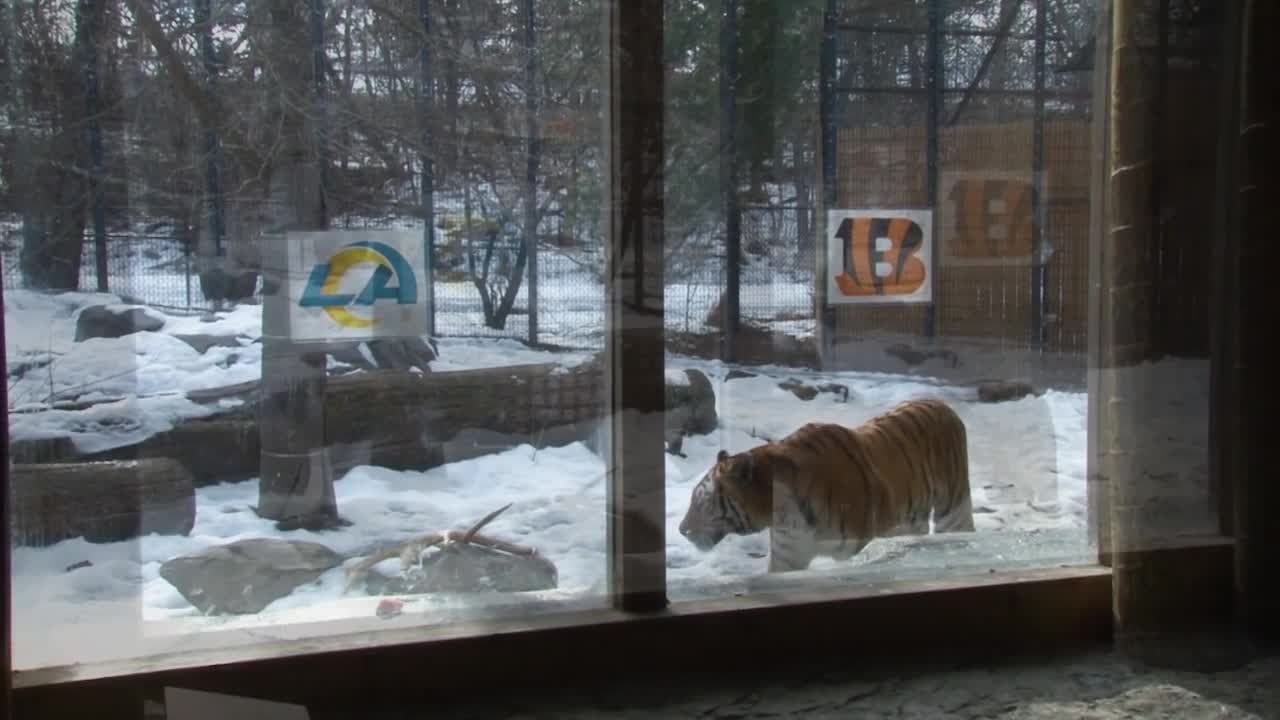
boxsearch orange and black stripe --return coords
[947,178,1034,258]
[835,216,926,297]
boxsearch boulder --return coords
[885,342,960,369]
[74,305,165,341]
[817,382,851,403]
[977,380,1040,403]
[665,368,718,453]
[778,378,818,401]
[777,378,852,402]
[159,538,344,615]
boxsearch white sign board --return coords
[825,208,934,305]
[278,229,429,342]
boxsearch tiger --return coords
[677,397,975,573]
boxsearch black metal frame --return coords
[720,0,742,361]
[817,0,1070,345]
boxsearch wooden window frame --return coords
[5,0,1212,716]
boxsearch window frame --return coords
[1,0,1245,715]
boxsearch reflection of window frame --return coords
[5,0,1255,713]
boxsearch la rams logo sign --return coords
[281,230,428,341]
[299,240,418,329]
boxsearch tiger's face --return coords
[678,449,765,551]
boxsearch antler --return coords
[342,503,536,593]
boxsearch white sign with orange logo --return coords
[825,208,934,305]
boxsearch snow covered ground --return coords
[3,289,1122,672]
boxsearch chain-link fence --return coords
[1,218,205,312]
[2,203,815,349]
[664,204,817,340]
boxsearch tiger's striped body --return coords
[678,397,974,573]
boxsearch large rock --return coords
[977,379,1041,403]
[666,368,717,435]
[366,542,558,595]
[74,305,165,341]
[665,368,718,455]
[159,538,344,615]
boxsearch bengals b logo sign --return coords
[826,209,933,304]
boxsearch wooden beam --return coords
[1231,0,1280,646]
[1085,0,1113,565]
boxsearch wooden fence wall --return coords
[831,118,1093,353]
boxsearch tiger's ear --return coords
[723,452,762,490]
[716,449,729,463]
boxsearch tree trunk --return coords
[10,459,196,547]
[18,156,88,291]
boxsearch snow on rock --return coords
[73,304,167,341]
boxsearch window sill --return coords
[12,563,1113,714]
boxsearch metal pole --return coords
[721,0,740,361]
[818,0,838,362]
[81,0,108,292]
[1030,0,1048,349]
[419,0,436,337]
[524,0,539,345]
[924,0,943,338]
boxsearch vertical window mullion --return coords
[603,0,667,613]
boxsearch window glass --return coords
[2,0,614,672]
[1,0,1231,676]
[661,0,1222,602]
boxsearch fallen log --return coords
[18,354,717,487]
[27,359,611,480]
[10,458,196,546]
[84,419,261,487]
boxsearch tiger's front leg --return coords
[768,486,817,573]
[768,528,816,572]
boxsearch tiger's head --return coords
[678,448,772,551]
